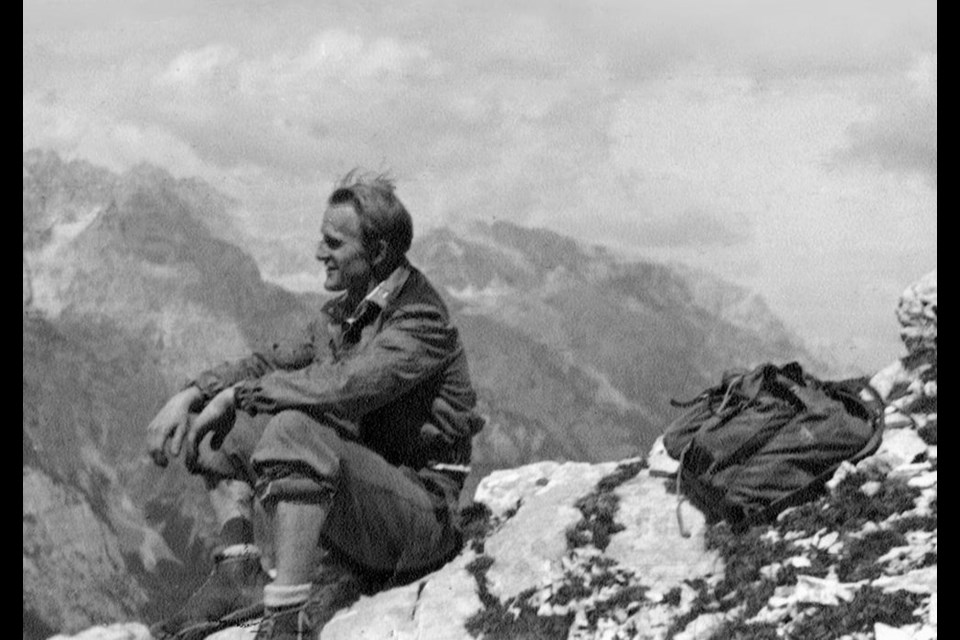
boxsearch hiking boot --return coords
[150,545,270,640]
[254,554,366,640]
[254,604,317,640]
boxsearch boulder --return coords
[896,269,937,356]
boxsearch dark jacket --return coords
[191,261,484,477]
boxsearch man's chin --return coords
[323,279,345,292]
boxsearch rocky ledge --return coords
[51,421,936,640]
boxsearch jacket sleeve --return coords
[189,320,323,403]
[233,304,460,423]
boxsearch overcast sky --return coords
[23,0,936,372]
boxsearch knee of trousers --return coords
[250,410,345,506]
[188,411,267,483]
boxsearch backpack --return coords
[663,362,885,533]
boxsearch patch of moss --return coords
[775,558,831,585]
[662,586,683,607]
[659,440,936,640]
[577,583,650,631]
[596,459,646,492]
[663,579,717,639]
[465,602,574,640]
[464,552,649,639]
[459,502,495,554]
[835,529,907,582]
[548,559,649,630]
[465,555,497,608]
[550,576,594,607]
[567,491,623,551]
[788,587,926,637]
[708,618,780,640]
[503,502,521,520]
[892,514,937,533]
[705,523,807,600]
[597,583,648,612]
[735,581,778,619]
[464,460,649,639]
[778,473,921,536]
[566,459,646,552]
[464,554,575,639]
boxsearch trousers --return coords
[192,410,462,575]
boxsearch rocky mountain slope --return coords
[23,150,316,638]
[23,150,833,638]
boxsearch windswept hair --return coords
[329,169,413,269]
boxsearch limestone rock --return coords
[205,552,483,640]
[869,270,937,432]
[322,551,481,640]
[768,574,866,608]
[46,623,152,640]
[478,460,620,600]
[646,435,679,476]
[874,622,928,640]
[605,470,722,591]
[672,612,730,640]
[871,428,929,470]
[896,269,937,356]
[872,566,938,595]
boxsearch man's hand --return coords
[147,386,204,467]
[184,387,238,473]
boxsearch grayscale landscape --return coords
[24,2,935,639]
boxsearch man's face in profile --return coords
[316,203,373,295]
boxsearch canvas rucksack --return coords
[663,362,885,533]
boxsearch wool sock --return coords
[264,583,312,609]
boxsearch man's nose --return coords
[316,243,330,261]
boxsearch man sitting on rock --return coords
[146,170,484,640]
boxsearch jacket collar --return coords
[360,259,412,313]
[324,260,412,327]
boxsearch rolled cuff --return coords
[255,471,337,507]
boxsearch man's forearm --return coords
[188,324,320,403]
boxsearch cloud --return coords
[630,208,753,247]
[157,44,240,87]
[837,53,937,184]
[22,0,936,374]
[595,0,935,82]
[137,30,461,176]
[23,92,208,177]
